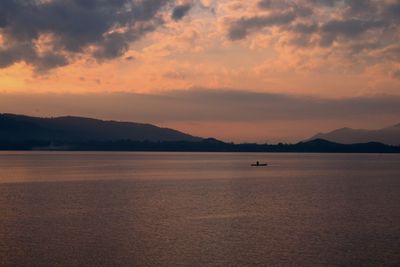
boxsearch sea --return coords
[0,152,399,266]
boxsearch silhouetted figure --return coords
[251,161,268,167]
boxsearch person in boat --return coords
[256,161,260,166]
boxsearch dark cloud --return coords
[0,0,177,72]
[0,43,68,71]
[228,0,400,66]
[92,32,131,60]
[234,0,389,41]
[309,0,338,6]
[257,0,302,11]
[229,0,316,40]
[171,3,192,21]
[228,12,297,40]
[321,19,385,37]
[345,0,375,16]
[34,52,70,72]
[384,2,400,21]
[309,0,376,15]
[319,19,386,46]
[291,23,318,34]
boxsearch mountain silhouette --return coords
[1,113,399,152]
[309,123,400,146]
[294,138,396,153]
[0,113,201,142]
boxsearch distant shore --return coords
[1,139,399,153]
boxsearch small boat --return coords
[251,162,268,167]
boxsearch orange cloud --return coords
[0,0,398,99]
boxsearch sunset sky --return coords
[1,0,399,142]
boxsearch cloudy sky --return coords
[0,0,399,142]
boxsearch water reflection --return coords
[0,152,399,266]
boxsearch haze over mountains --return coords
[309,123,400,146]
[0,114,201,142]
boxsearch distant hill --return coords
[0,113,201,142]
[292,139,398,153]
[1,114,399,152]
[308,123,400,146]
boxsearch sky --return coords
[0,0,399,142]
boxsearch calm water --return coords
[0,152,399,267]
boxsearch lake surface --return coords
[0,152,399,266]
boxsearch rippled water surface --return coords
[0,152,399,266]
